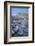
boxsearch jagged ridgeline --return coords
[10,13,28,37]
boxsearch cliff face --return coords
[10,13,28,37]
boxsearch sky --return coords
[10,8,29,16]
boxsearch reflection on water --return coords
[10,13,28,37]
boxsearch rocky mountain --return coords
[10,13,28,37]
